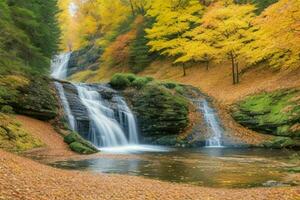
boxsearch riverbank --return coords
[1,149,299,200]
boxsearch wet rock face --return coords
[62,83,89,136]
[123,83,190,138]
[60,83,127,139]
[231,89,300,138]
[67,45,103,76]
[15,76,58,120]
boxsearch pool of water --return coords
[50,147,299,188]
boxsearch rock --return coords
[232,89,300,148]
[126,83,189,137]
[67,45,103,76]
[14,76,58,120]
[262,180,287,187]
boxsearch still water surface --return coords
[51,147,299,188]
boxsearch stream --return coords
[50,53,300,189]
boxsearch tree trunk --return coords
[182,64,186,76]
[236,62,240,84]
[230,53,236,85]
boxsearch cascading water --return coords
[195,99,223,147]
[75,84,139,147]
[51,53,142,150]
[114,96,139,144]
[51,52,76,131]
[51,52,71,80]
[54,82,76,131]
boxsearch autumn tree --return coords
[146,0,204,76]
[198,1,257,84]
[246,0,300,70]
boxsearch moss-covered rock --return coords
[262,137,299,149]
[128,82,189,138]
[232,89,300,138]
[64,132,98,154]
[0,114,43,152]
[14,76,58,120]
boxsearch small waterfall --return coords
[54,82,76,131]
[196,99,223,147]
[51,52,71,80]
[75,84,139,147]
[51,52,76,131]
[114,96,139,144]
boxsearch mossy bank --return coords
[232,89,300,149]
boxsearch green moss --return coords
[64,132,98,154]
[132,77,150,89]
[263,137,297,149]
[0,114,43,152]
[69,142,96,154]
[162,82,178,89]
[110,73,131,89]
[110,73,155,90]
[232,89,300,138]
[130,83,189,136]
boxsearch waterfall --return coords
[75,84,139,147]
[51,52,71,80]
[114,96,139,144]
[51,53,140,148]
[51,52,76,131]
[196,99,223,147]
[54,82,76,131]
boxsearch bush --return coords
[126,73,137,82]
[132,77,150,89]
[145,77,154,82]
[110,73,131,89]
[1,105,14,114]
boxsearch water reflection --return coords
[51,148,299,188]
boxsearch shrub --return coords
[1,105,14,114]
[125,73,137,82]
[145,77,154,82]
[110,73,131,89]
[132,77,150,89]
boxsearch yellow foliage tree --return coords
[246,0,300,70]
[198,1,257,84]
[146,0,204,75]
